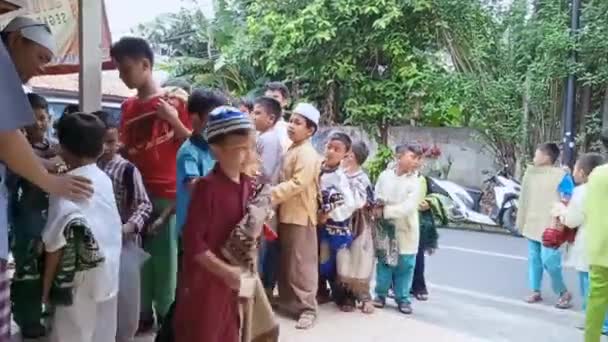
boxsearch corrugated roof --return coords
[29,70,135,97]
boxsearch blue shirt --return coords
[176,134,215,234]
[0,43,35,259]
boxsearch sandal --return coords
[524,292,542,304]
[339,298,356,312]
[361,301,375,314]
[397,302,413,315]
[372,296,386,309]
[414,293,429,301]
[296,311,317,330]
[556,292,572,309]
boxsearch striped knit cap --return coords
[205,106,254,142]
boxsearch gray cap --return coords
[2,16,55,54]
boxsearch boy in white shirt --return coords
[373,143,423,315]
[554,153,607,334]
[41,113,123,342]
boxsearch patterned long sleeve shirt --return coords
[99,155,152,233]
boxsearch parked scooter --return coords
[479,167,521,235]
[427,166,521,236]
[427,177,497,227]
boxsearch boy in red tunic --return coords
[110,37,192,330]
[174,107,255,342]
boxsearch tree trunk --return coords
[520,73,530,173]
[602,87,608,131]
[579,84,592,150]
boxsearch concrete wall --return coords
[312,126,497,188]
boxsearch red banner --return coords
[0,0,114,74]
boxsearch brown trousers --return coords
[277,223,318,315]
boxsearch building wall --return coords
[312,126,498,188]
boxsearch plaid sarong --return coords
[0,259,11,341]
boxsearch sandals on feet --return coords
[398,302,413,315]
[556,292,572,309]
[414,293,429,301]
[296,311,317,330]
[339,298,356,312]
[361,301,375,314]
[525,292,543,304]
[372,297,386,309]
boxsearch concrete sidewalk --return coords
[274,304,488,342]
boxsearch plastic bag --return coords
[116,239,150,342]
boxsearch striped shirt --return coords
[99,154,152,233]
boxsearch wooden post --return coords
[78,0,102,113]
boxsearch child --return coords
[516,142,572,308]
[583,131,608,342]
[111,37,192,329]
[341,141,376,314]
[317,132,355,310]
[252,96,284,296]
[252,96,284,186]
[411,173,442,302]
[41,113,123,342]
[271,103,321,329]
[239,97,254,117]
[373,143,423,315]
[554,153,606,337]
[264,82,291,150]
[176,89,225,236]
[95,111,153,342]
[173,106,257,342]
[9,93,61,339]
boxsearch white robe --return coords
[43,164,122,342]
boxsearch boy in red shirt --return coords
[110,37,192,332]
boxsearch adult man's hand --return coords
[45,174,93,201]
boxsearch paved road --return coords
[17,229,604,341]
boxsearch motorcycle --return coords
[427,177,497,227]
[480,167,521,236]
[427,166,521,236]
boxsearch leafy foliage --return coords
[365,145,394,184]
[137,0,608,171]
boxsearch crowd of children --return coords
[516,140,608,342]
[3,35,447,342]
[5,29,608,342]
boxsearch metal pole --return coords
[78,0,103,113]
[562,0,581,168]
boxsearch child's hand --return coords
[155,98,179,122]
[419,200,430,211]
[371,205,384,219]
[122,222,136,235]
[224,265,242,291]
[318,212,330,225]
[147,218,164,236]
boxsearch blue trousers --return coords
[579,271,608,334]
[375,254,417,304]
[260,239,280,290]
[527,239,567,295]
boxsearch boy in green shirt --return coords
[584,130,608,342]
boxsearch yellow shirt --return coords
[272,139,321,227]
[584,165,608,268]
[515,165,565,242]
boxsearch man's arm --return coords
[0,130,92,200]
